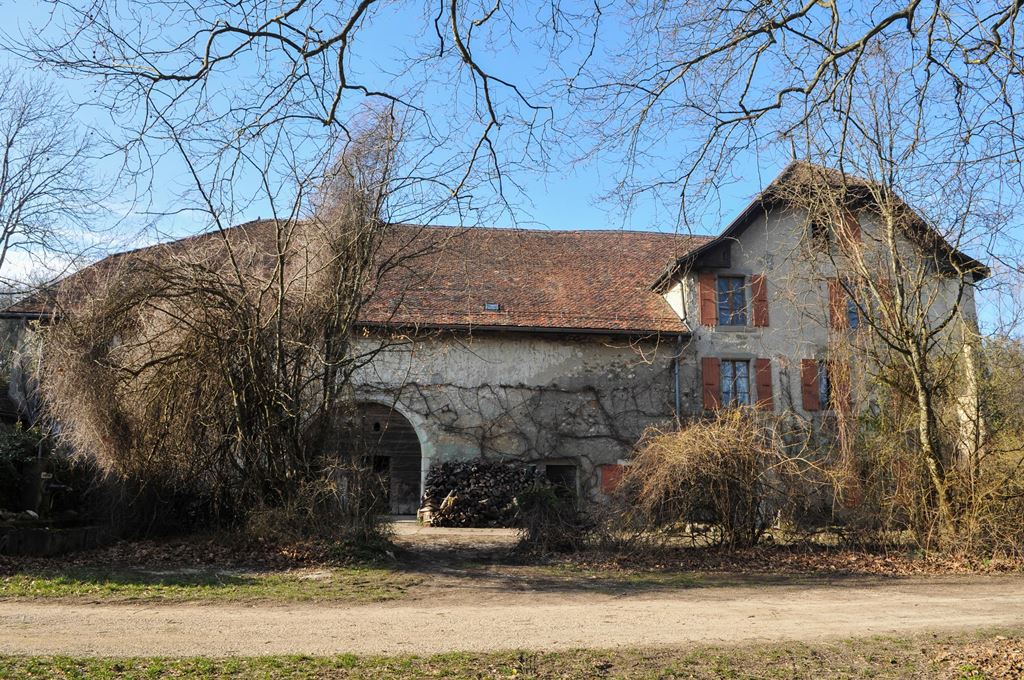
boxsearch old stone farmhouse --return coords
[1,163,987,514]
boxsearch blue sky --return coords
[0,0,783,249]
[1,0,1015,337]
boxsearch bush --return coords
[245,473,391,546]
[0,422,45,512]
[620,409,827,549]
[515,485,593,553]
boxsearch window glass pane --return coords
[847,298,859,329]
[717,277,747,325]
[818,361,830,410]
[717,278,731,325]
[720,360,734,404]
[720,360,750,406]
[735,361,750,404]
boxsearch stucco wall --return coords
[351,331,680,498]
[668,205,980,416]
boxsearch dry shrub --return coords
[515,485,594,554]
[38,111,402,543]
[834,340,1024,560]
[245,472,394,552]
[620,409,830,549]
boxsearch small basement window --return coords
[544,464,578,497]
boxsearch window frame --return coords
[720,359,752,407]
[846,297,861,330]
[716,275,748,326]
[809,219,831,250]
[817,360,831,411]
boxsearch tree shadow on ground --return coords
[385,540,896,596]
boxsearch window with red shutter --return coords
[840,210,861,244]
[702,357,721,410]
[698,272,718,326]
[801,359,820,411]
[828,278,847,330]
[829,278,862,331]
[755,358,773,411]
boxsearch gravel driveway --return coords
[2,575,1022,656]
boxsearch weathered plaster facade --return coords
[664,204,980,418]
[0,162,986,513]
[352,332,679,500]
[346,199,984,510]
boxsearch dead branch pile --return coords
[421,459,543,528]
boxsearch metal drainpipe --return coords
[673,334,683,422]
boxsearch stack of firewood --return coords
[419,459,542,527]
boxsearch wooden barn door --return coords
[357,404,422,515]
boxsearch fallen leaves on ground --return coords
[938,635,1024,679]
[2,532,1021,579]
[0,533,366,576]
[563,543,1023,577]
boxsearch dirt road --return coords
[2,576,1022,657]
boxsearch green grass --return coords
[537,562,710,589]
[0,566,418,603]
[0,631,1012,679]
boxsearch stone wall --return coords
[352,331,681,499]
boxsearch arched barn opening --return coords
[355,403,423,515]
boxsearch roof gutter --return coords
[0,311,48,321]
[357,321,691,338]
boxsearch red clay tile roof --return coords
[5,223,709,335]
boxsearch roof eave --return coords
[0,311,49,321]
[650,196,773,292]
[357,320,691,337]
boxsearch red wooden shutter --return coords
[801,359,820,412]
[702,357,721,410]
[755,358,773,411]
[698,272,717,326]
[751,274,769,327]
[828,278,847,330]
[840,210,861,243]
[600,464,625,494]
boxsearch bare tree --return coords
[0,66,103,290]
[40,109,427,538]
[10,1,582,232]
[570,2,1024,229]
[759,58,998,546]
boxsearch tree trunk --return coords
[911,360,954,546]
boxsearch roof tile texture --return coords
[363,225,706,333]
[8,223,708,335]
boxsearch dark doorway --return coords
[356,404,422,515]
